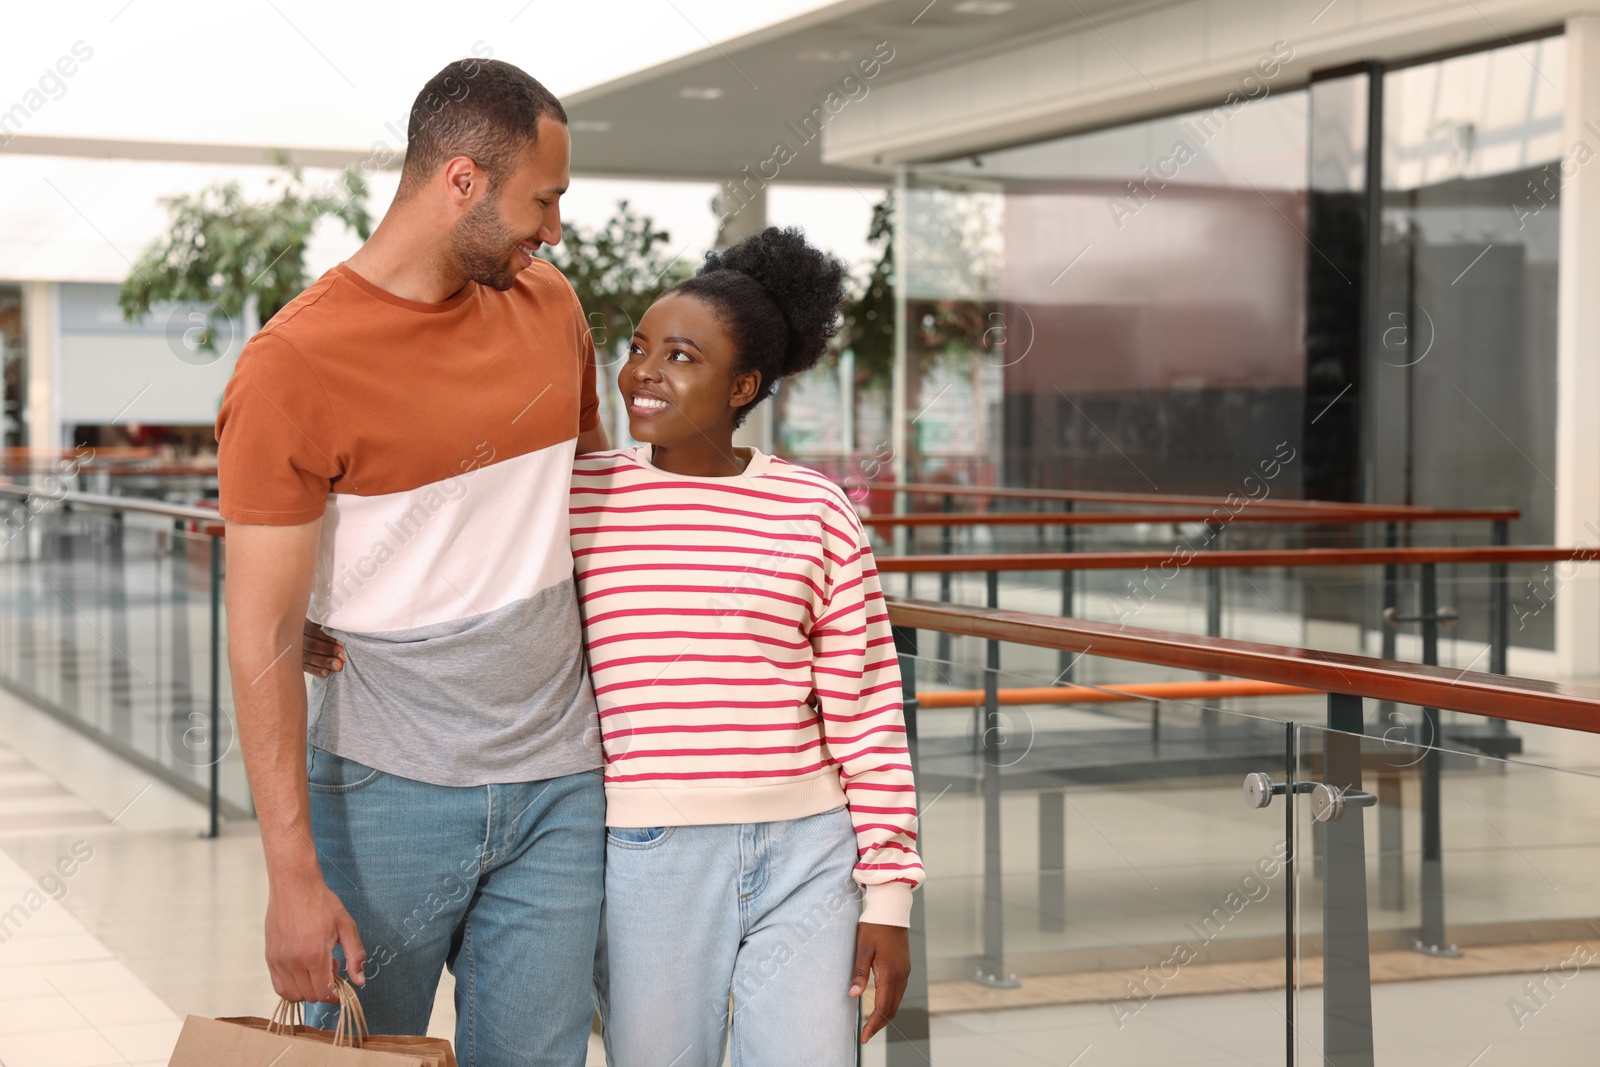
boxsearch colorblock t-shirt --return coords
[216,260,603,787]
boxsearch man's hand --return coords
[849,921,910,1043]
[303,619,345,677]
[267,869,367,1003]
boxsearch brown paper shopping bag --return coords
[168,978,456,1067]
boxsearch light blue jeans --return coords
[594,805,861,1067]
[303,746,605,1067]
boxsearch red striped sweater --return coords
[570,446,923,926]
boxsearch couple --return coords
[217,58,921,1067]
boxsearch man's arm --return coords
[226,519,365,1003]
[576,422,610,454]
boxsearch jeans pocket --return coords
[606,825,674,849]
[306,747,383,794]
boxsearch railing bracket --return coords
[1311,784,1378,823]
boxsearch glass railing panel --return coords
[1293,719,1600,1064]
[887,650,1294,1065]
[0,501,249,817]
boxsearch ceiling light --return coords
[953,0,1015,13]
[569,120,612,132]
[798,49,853,62]
[679,87,724,100]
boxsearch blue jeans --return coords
[594,806,860,1067]
[304,746,605,1067]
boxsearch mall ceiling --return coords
[563,0,1126,183]
[0,1,1125,183]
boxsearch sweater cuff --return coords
[860,882,914,927]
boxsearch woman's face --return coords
[618,292,760,448]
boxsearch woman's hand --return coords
[849,921,910,1043]
[302,619,345,677]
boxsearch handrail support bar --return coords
[1323,692,1376,1065]
[973,570,1018,988]
[888,626,931,1065]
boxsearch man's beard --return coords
[451,195,525,292]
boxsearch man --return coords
[218,59,606,1067]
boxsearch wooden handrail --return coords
[2,447,158,459]
[862,508,1516,528]
[878,546,1600,573]
[886,597,1600,732]
[866,481,1521,521]
[918,679,1320,708]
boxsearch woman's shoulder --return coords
[760,456,857,513]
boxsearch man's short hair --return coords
[398,59,567,197]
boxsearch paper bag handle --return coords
[268,977,369,1048]
[332,979,370,1048]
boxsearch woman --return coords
[307,227,921,1066]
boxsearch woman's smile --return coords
[628,392,670,416]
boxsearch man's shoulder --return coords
[253,269,345,347]
[510,258,579,313]
[232,270,353,380]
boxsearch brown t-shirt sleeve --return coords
[574,295,600,433]
[215,332,341,526]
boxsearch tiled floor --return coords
[0,842,181,1067]
[0,696,202,1066]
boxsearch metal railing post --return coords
[1415,563,1457,956]
[974,569,1016,987]
[1203,525,1222,725]
[938,493,953,665]
[1324,691,1375,1066]
[1206,528,1224,644]
[1284,719,1298,1067]
[108,510,132,742]
[1377,522,1406,907]
[1038,790,1065,933]
[1379,521,1399,665]
[170,521,194,772]
[58,504,80,716]
[208,533,222,840]
[1490,518,1510,676]
[1489,519,1511,732]
[887,625,930,1065]
[1058,500,1076,683]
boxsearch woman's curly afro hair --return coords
[669,226,847,428]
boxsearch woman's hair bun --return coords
[699,226,847,378]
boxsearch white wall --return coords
[824,0,1597,172]
[21,281,57,449]
[49,282,240,436]
[1555,15,1600,677]
[58,333,237,429]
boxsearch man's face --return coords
[450,117,570,291]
